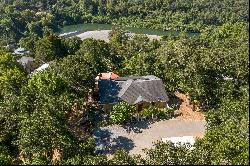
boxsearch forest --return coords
[0,0,249,165]
[0,0,249,44]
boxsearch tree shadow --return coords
[110,136,134,153]
[93,128,134,155]
[93,128,112,155]
[93,128,111,138]
[121,120,151,133]
[167,92,183,110]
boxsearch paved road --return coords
[93,119,206,157]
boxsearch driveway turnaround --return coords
[93,119,206,157]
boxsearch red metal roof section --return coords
[97,72,119,80]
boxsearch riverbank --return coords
[72,30,161,42]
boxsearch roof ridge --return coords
[136,81,157,100]
[118,79,133,98]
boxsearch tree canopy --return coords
[0,0,249,165]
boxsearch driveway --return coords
[93,119,206,157]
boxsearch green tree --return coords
[0,145,14,165]
[0,52,27,164]
[0,52,26,98]
[142,141,191,165]
[110,149,141,165]
[53,38,111,97]
[62,36,83,55]
[191,89,249,165]
[35,34,67,63]
[77,38,114,71]
[109,26,128,49]
[16,71,78,164]
[27,21,43,37]
[19,32,39,55]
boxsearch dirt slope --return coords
[173,92,205,121]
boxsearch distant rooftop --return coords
[32,63,50,74]
[13,47,29,55]
[17,56,34,64]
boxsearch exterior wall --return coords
[101,101,167,113]
[102,104,113,113]
[141,102,167,109]
[25,61,36,73]
[87,89,94,102]
[141,102,151,108]
[154,101,167,108]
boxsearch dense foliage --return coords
[0,0,249,165]
[139,106,173,120]
[0,0,248,44]
[109,102,136,124]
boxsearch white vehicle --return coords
[162,136,195,149]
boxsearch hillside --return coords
[0,0,249,165]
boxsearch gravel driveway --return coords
[93,119,206,157]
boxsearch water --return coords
[58,23,198,37]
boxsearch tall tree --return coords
[35,34,67,63]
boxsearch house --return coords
[97,75,169,112]
[3,44,15,49]
[89,72,119,102]
[17,56,35,73]
[12,47,29,55]
[32,63,50,74]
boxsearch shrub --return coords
[109,102,136,124]
[139,106,174,120]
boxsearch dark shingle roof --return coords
[99,75,169,104]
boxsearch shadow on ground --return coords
[93,128,134,155]
[121,120,152,133]
[110,136,134,152]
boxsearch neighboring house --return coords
[32,63,50,74]
[12,47,29,55]
[97,75,169,112]
[17,56,35,73]
[3,44,15,49]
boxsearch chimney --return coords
[109,72,112,80]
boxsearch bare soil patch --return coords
[171,91,205,121]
